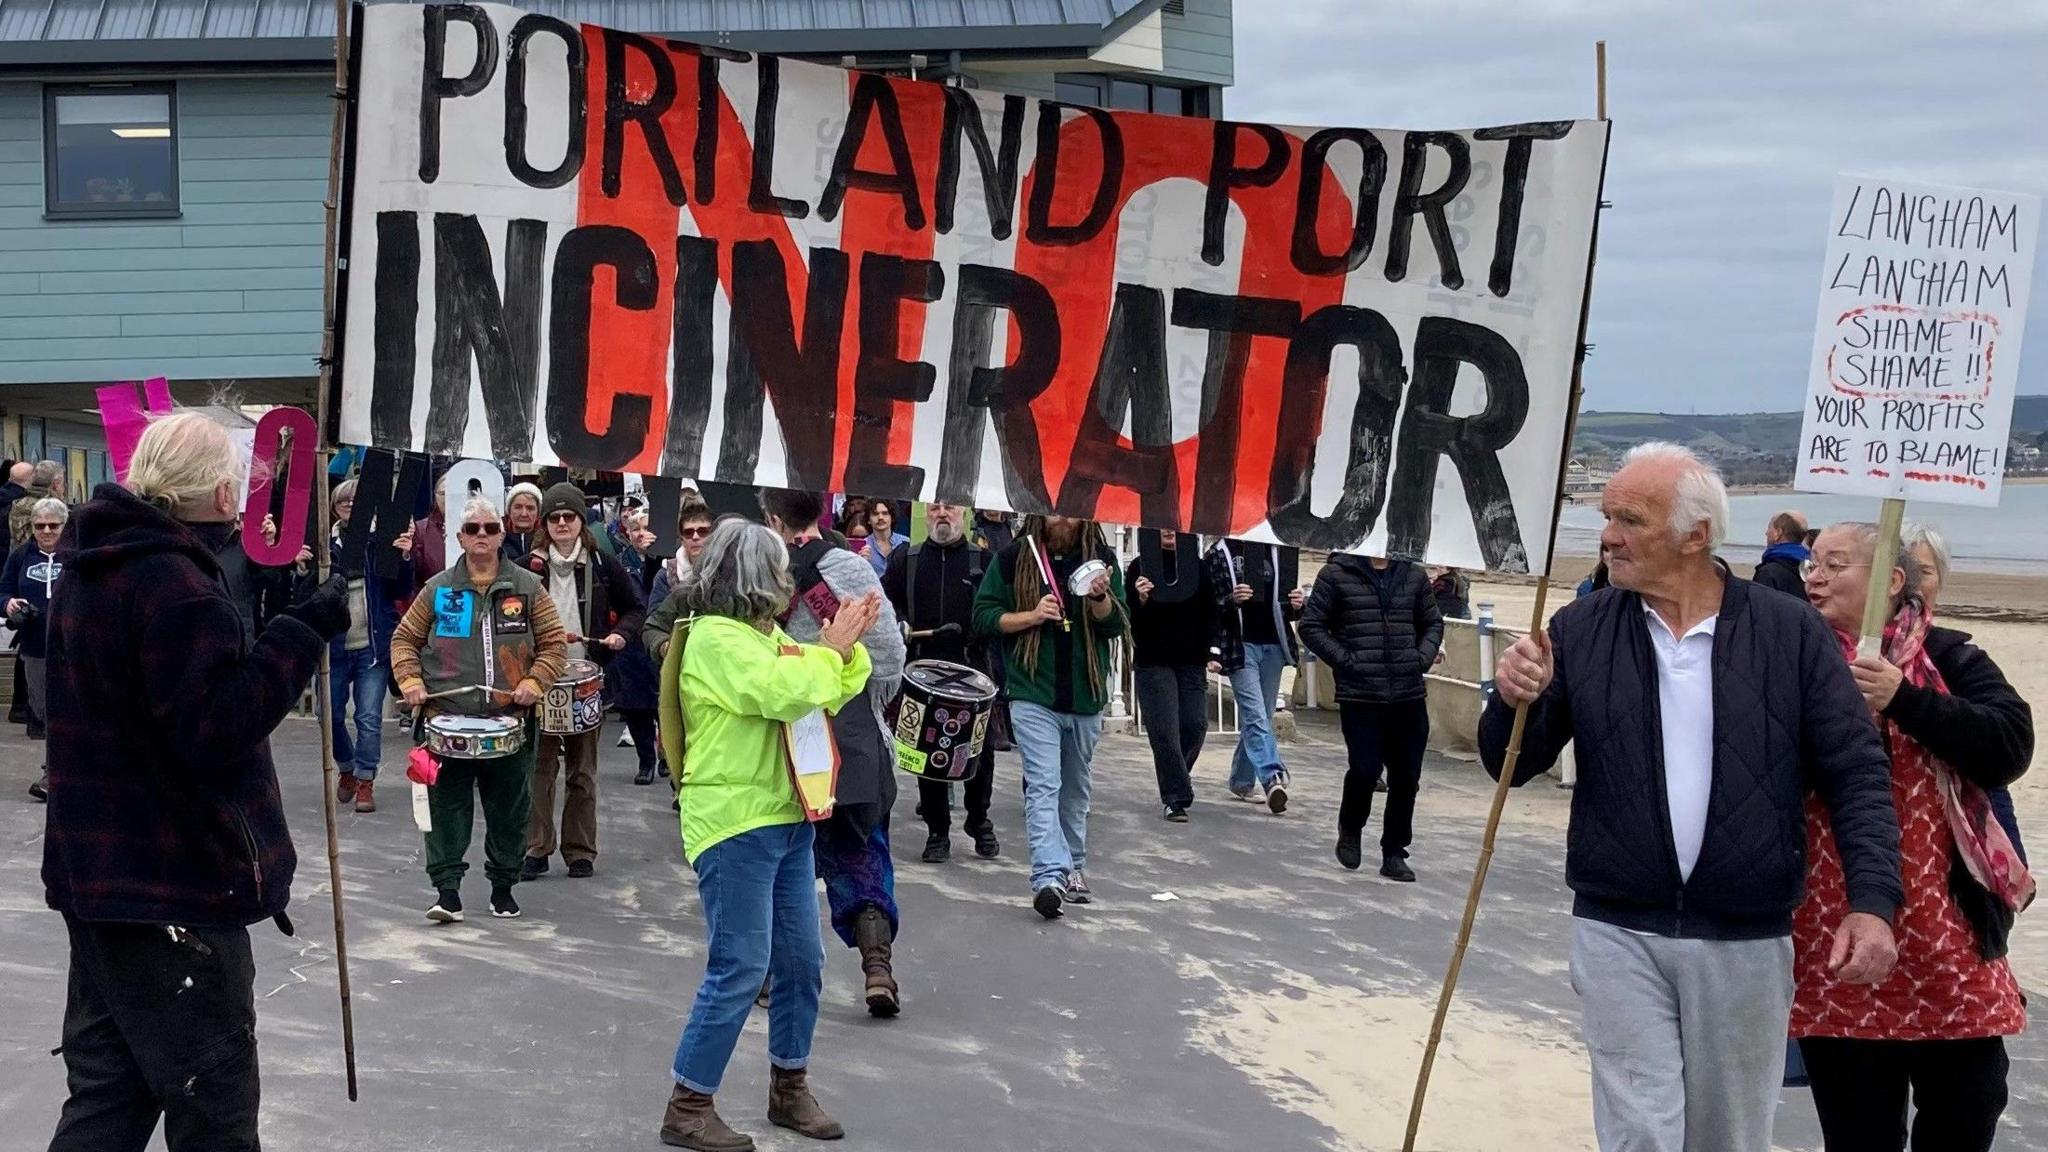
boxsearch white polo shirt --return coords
[1645,605,1717,882]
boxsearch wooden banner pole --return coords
[1401,38,1609,1152]
[1857,497,1906,657]
[313,0,359,1103]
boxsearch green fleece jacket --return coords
[971,535,1125,716]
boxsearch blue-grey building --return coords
[0,0,1231,479]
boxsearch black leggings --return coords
[1799,1035,2009,1152]
[620,708,658,777]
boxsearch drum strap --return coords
[786,538,841,625]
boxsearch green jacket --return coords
[390,561,567,717]
[677,614,872,865]
[971,536,1125,716]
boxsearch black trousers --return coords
[920,744,995,837]
[1134,663,1207,808]
[1800,1035,2009,1152]
[620,707,658,776]
[49,917,261,1152]
[1336,698,1429,858]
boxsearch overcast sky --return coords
[1226,0,2048,415]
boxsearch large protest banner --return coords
[335,2,1607,572]
[1797,175,2039,506]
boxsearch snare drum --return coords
[424,714,525,760]
[542,659,605,736]
[893,659,998,781]
[1067,558,1110,598]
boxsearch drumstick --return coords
[1026,537,1070,633]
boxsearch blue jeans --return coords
[1228,642,1288,792]
[330,645,386,781]
[672,822,822,1094]
[1010,702,1102,891]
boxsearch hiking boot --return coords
[353,781,377,813]
[567,859,595,879]
[1033,885,1064,920]
[29,771,48,802]
[659,1084,754,1150]
[921,832,950,864]
[969,824,1000,859]
[766,1066,844,1140]
[1265,776,1290,815]
[635,765,657,786]
[520,855,550,882]
[1335,829,1363,871]
[853,907,899,1018]
[1380,856,1416,883]
[336,774,359,805]
[427,888,463,924]
[490,886,522,918]
[1164,804,1189,823]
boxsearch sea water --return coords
[1555,483,2048,576]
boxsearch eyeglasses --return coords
[1800,557,1869,581]
[461,522,504,537]
[680,525,712,540]
[546,511,582,525]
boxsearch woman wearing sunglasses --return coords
[2,496,69,802]
[390,494,570,922]
[514,483,646,879]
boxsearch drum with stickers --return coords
[541,658,605,736]
[892,659,998,781]
[424,714,526,760]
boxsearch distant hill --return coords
[1572,395,2048,464]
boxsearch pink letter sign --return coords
[242,406,319,566]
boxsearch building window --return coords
[1054,74,1209,117]
[43,83,180,219]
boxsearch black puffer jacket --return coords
[1480,577,1903,940]
[1298,556,1443,704]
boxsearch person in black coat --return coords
[1298,555,1442,880]
[41,414,349,1152]
[1752,510,1810,598]
[1484,443,1900,1152]
[1124,530,1220,821]
[516,482,646,880]
[881,501,1002,862]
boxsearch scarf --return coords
[545,539,590,659]
[1844,602,2035,915]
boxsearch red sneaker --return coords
[336,774,358,805]
[353,780,377,813]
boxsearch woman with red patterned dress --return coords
[1796,521,2034,1152]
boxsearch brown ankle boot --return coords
[852,907,899,1018]
[766,1066,844,1140]
[660,1084,754,1150]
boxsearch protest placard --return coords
[1797,175,2039,506]
[334,2,1607,572]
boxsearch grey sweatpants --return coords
[1568,917,1794,1152]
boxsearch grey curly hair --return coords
[682,518,794,623]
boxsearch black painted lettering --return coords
[659,234,719,477]
[747,56,810,219]
[845,253,944,497]
[545,224,658,468]
[1058,283,1177,524]
[936,88,1026,240]
[370,211,422,450]
[818,73,926,231]
[504,15,586,189]
[1202,121,1291,266]
[1472,121,1571,297]
[426,213,544,460]
[419,4,498,183]
[1291,128,1387,277]
[1024,103,1124,247]
[1172,289,1301,535]
[1265,304,1406,549]
[1387,317,1530,569]
[599,29,685,205]
[934,263,1059,512]
[340,449,429,581]
[719,241,848,489]
[1386,132,1470,290]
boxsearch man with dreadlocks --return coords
[973,514,1127,919]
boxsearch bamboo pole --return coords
[312,0,359,1103]
[1401,39,1609,1152]
[1857,497,1906,658]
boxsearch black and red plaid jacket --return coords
[42,484,324,928]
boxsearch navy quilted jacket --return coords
[1480,577,1903,940]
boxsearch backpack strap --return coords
[786,538,842,625]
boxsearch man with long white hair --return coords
[41,410,351,1151]
[1482,441,1904,1152]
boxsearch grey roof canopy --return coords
[0,0,1166,65]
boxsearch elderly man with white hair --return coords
[1482,441,1904,1152]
